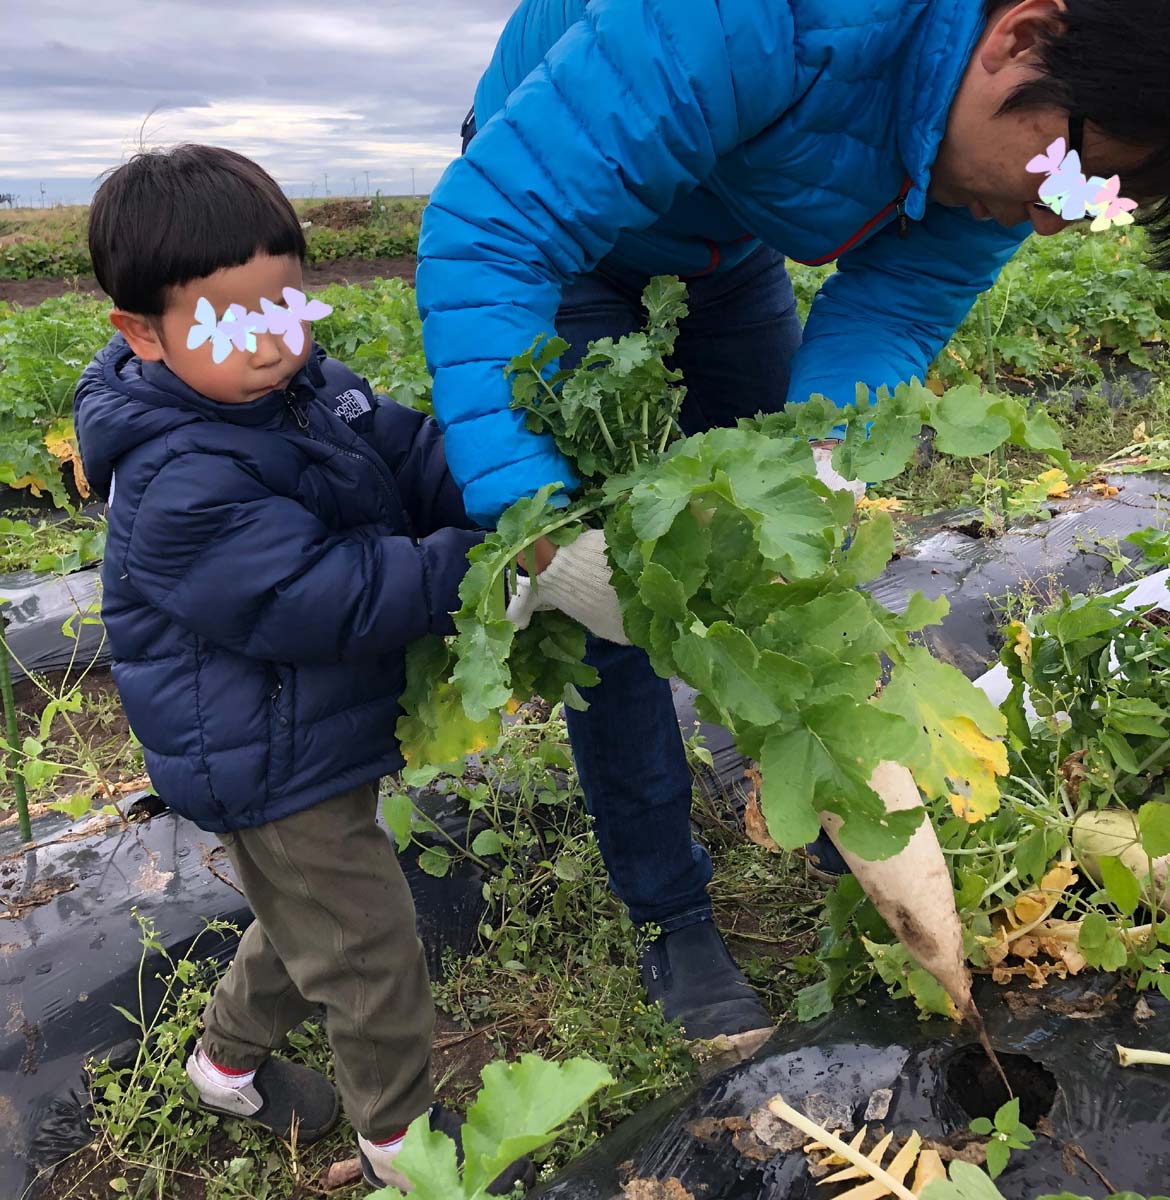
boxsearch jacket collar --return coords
[894,0,987,220]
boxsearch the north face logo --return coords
[334,389,371,422]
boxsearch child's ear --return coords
[109,309,167,362]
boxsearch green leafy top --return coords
[368,1054,613,1200]
[399,278,1073,859]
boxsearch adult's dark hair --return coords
[89,144,306,315]
[983,1,1170,267]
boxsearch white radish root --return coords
[819,762,1011,1096]
[1072,808,1170,909]
[819,760,973,1019]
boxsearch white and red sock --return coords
[367,1128,408,1156]
[192,1045,257,1091]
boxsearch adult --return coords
[417,0,1170,1043]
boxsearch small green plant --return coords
[387,710,698,1163]
[88,915,233,1194]
[369,1054,612,1200]
[969,1097,1034,1179]
[0,511,105,574]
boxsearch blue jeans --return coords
[556,246,804,932]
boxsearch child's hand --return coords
[505,529,629,644]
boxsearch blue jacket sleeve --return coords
[784,203,1030,410]
[417,0,797,524]
[123,453,481,663]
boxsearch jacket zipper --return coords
[285,391,409,527]
[788,175,913,268]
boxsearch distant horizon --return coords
[0,182,435,211]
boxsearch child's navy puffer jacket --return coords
[75,335,482,833]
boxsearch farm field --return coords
[0,196,425,302]
[5,224,1170,1200]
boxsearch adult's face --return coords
[931,0,1152,235]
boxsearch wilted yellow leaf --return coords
[1133,421,1148,443]
[1010,863,1077,927]
[745,786,780,853]
[44,417,90,499]
[1091,482,1121,498]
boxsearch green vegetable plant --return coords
[806,581,1170,1018]
[368,1054,613,1200]
[398,277,1075,865]
[969,1097,1034,1179]
[922,1164,1166,1200]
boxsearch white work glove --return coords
[505,529,630,645]
[813,442,866,503]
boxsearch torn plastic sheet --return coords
[533,975,1170,1198]
[0,788,489,1198]
[0,566,105,684]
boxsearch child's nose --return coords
[251,330,285,366]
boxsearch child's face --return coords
[110,253,313,405]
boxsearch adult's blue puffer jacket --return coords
[74,336,481,833]
[417,0,1033,524]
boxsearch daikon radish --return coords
[819,760,973,1017]
[1072,808,1170,909]
[820,761,1011,1094]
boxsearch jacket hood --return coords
[74,334,325,500]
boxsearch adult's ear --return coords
[108,309,166,361]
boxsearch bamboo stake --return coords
[0,612,30,841]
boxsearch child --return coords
[74,143,530,1192]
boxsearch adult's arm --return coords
[784,202,1030,410]
[417,0,798,524]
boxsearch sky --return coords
[1,0,518,207]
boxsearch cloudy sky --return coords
[2,0,518,206]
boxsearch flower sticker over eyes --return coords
[1027,137,1138,230]
[187,296,238,364]
[259,288,334,356]
[186,289,334,361]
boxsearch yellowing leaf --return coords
[1007,621,1032,669]
[939,716,1009,822]
[1133,421,1148,443]
[1037,467,1070,499]
[1091,483,1120,498]
[8,473,46,497]
[44,417,90,499]
[876,647,1008,823]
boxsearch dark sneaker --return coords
[359,1105,536,1192]
[804,828,851,880]
[184,1050,339,1143]
[640,919,773,1052]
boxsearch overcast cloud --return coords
[2,0,518,205]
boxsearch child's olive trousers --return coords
[200,781,434,1140]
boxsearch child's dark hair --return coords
[89,144,307,315]
[984,0,1170,268]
